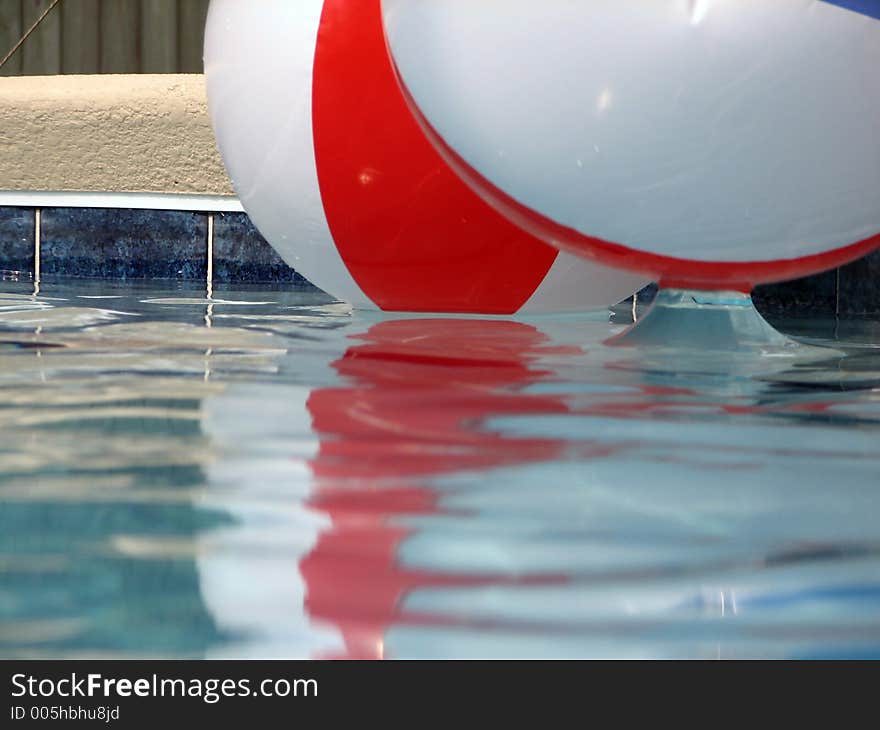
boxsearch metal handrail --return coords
[0,0,64,73]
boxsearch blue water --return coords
[0,278,878,659]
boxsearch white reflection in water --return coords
[0,280,878,659]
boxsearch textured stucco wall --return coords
[0,74,234,196]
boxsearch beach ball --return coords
[203,0,643,313]
[382,0,880,290]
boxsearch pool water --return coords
[1,278,879,659]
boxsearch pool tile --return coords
[838,249,880,316]
[626,275,842,319]
[7,203,875,314]
[212,212,308,285]
[753,269,838,317]
[636,282,658,305]
[40,208,208,280]
[0,207,35,278]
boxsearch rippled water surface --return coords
[1,278,879,659]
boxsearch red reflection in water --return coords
[300,319,579,658]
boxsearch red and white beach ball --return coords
[383,0,880,291]
[203,0,643,313]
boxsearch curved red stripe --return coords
[387,58,880,290]
[311,0,560,314]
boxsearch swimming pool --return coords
[1,277,878,659]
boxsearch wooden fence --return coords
[0,0,210,76]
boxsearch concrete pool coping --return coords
[0,73,235,199]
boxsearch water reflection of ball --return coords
[204,0,643,313]
[382,0,880,289]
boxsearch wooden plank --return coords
[0,0,23,76]
[141,0,177,73]
[61,0,100,74]
[100,0,140,74]
[21,0,61,75]
[177,0,208,73]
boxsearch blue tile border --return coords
[0,204,878,315]
[753,269,839,317]
[838,249,880,316]
[0,207,35,279]
[212,212,309,285]
[636,270,842,316]
[41,208,208,281]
